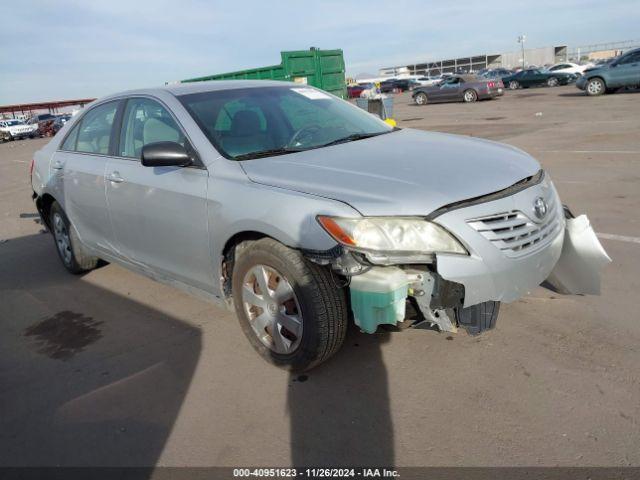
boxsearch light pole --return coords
[517,35,526,69]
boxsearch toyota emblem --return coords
[533,197,548,220]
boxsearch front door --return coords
[609,51,640,88]
[437,77,462,101]
[105,97,213,291]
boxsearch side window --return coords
[619,52,640,65]
[76,102,118,154]
[119,98,185,158]
[61,123,80,151]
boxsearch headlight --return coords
[317,216,467,264]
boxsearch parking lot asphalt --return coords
[1,85,639,468]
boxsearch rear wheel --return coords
[509,80,520,90]
[232,238,348,372]
[586,77,605,96]
[463,89,478,103]
[414,92,428,105]
[49,202,98,274]
[547,76,559,87]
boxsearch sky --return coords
[1,0,638,104]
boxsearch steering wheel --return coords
[286,124,322,148]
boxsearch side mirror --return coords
[141,141,192,167]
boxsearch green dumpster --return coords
[181,48,347,99]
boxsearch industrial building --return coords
[379,39,639,77]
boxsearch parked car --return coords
[413,75,445,87]
[347,85,366,98]
[480,68,514,80]
[31,81,609,371]
[52,115,72,134]
[0,119,38,141]
[502,69,575,89]
[576,47,640,96]
[27,113,56,126]
[412,75,503,104]
[546,62,593,77]
[380,79,419,93]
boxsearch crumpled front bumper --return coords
[432,177,609,307]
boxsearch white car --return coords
[546,62,594,76]
[414,75,446,87]
[0,119,38,141]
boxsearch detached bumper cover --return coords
[545,215,611,295]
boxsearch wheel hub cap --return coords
[53,213,72,265]
[242,264,303,354]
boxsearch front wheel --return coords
[456,301,500,335]
[49,202,99,274]
[509,80,520,90]
[547,76,559,87]
[232,238,348,372]
[463,89,478,103]
[586,77,605,96]
[414,92,428,105]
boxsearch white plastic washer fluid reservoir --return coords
[349,267,409,334]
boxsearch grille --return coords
[466,195,560,257]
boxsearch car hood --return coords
[240,128,541,217]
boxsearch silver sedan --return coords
[31,80,610,371]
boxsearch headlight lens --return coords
[317,216,467,263]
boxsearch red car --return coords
[347,85,366,98]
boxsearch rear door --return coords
[53,100,120,255]
[105,96,213,291]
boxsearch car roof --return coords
[99,79,298,102]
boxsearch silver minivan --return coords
[31,81,610,371]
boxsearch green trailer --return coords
[181,48,347,99]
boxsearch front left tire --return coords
[547,77,559,87]
[232,238,348,372]
[49,201,99,274]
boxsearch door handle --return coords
[107,172,124,183]
[52,160,64,170]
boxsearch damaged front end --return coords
[306,175,610,336]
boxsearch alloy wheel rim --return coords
[242,264,303,354]
[549,78,558,87]
[465,91,475,102]
[416,94,426,104]
[510,81,518,89]
[53,213,72,265]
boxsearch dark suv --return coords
[576,47,640,96]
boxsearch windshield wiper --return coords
[318,130,395,148]
[233,147,304,160]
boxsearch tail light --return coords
[487,81,495,88]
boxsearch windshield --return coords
[179,86,393,159]
[4,120,24,126]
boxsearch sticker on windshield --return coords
[291,88,330,100]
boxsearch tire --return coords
[232,238,348,372]
[414,92,428,105]
[49,202,98,274]
[547,76,559,87]
[456,301,500,335]
[463,89,478,103]
[508,80,520,90]
[586,77,606,96]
